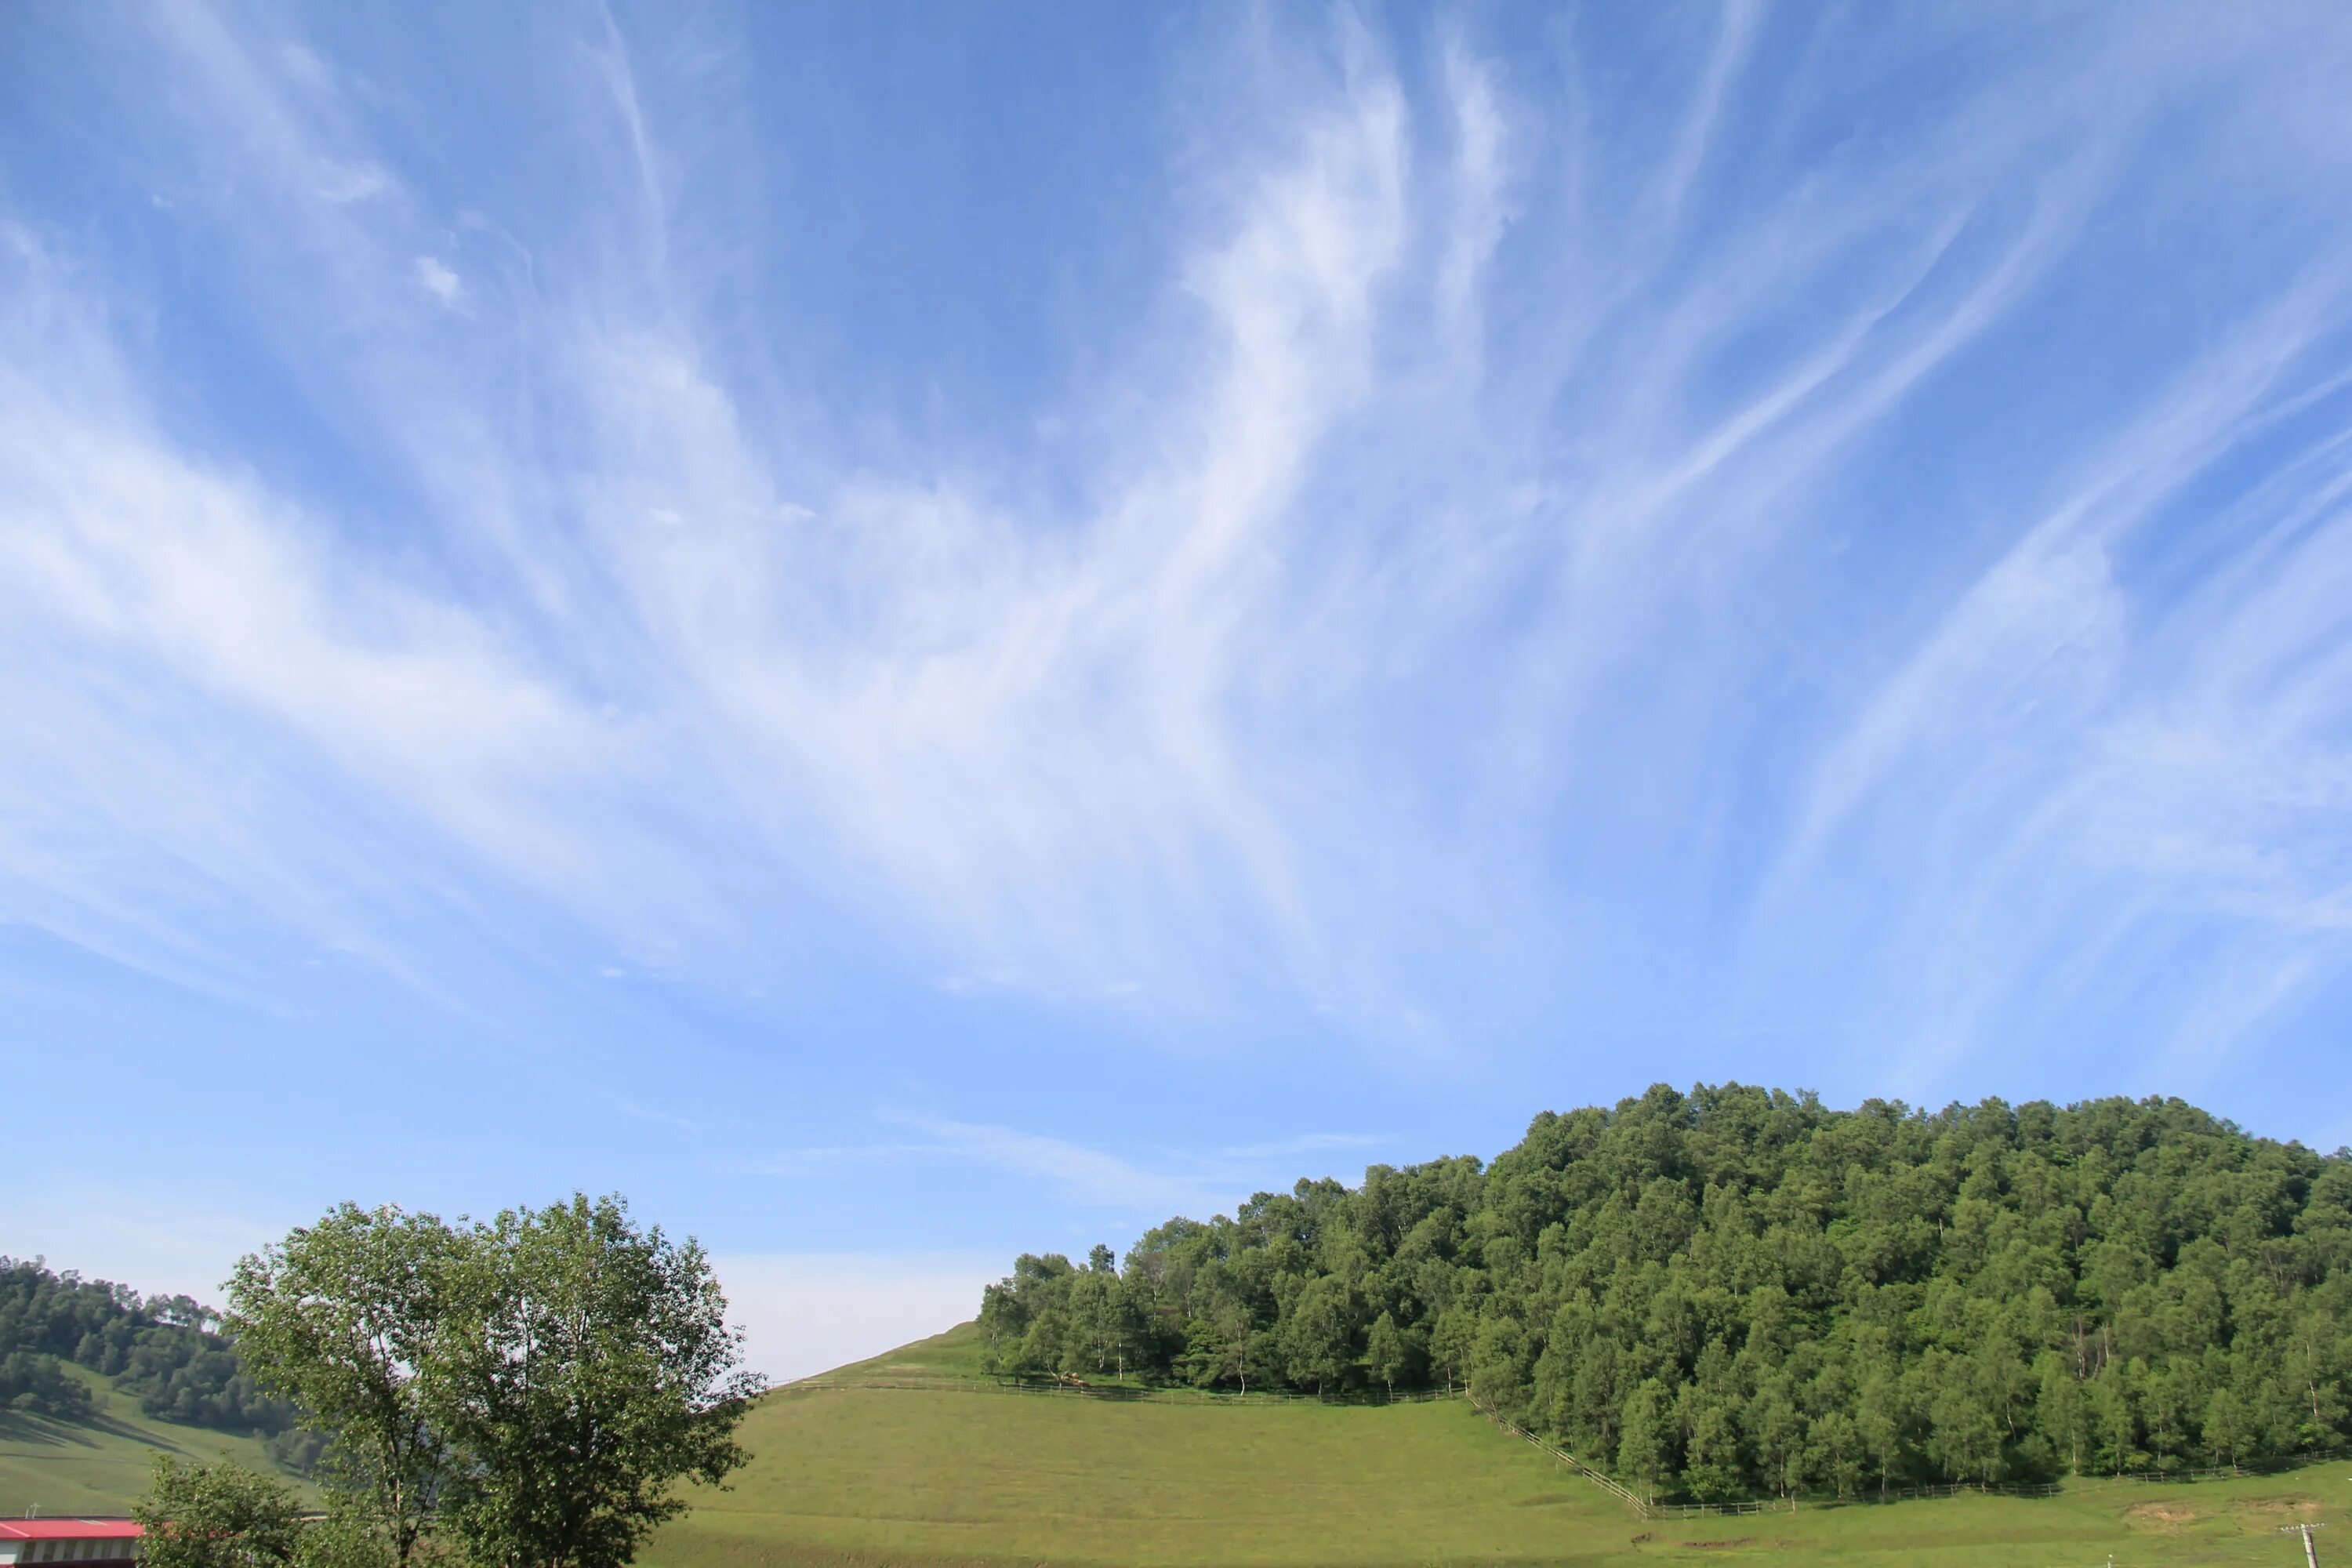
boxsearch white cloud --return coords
[1758,281,2352,1088]
[318,162,392,205]
[757,1114,1392,1221]
[884,1115,1225,1214]
[412,254,461,305]
[3,2,2350,1108]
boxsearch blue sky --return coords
[5,1,2352,1378]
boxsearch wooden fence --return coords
[1468,1399,1657,1513]
[2065,1445,2348,1490]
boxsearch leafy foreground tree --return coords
[229,1193,760,1568]
[136,1457,391,1568]
[228,1204,463,1568]
[134,1457,308,1568]
[978,1085,2352,1502]
[431,1196,764,1568]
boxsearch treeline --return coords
[978,1086,2352,1501]
[0,1257,311,1464]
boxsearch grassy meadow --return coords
[641,1327,2349,1568]
[0,1362,296,1516]
[5,1324,2341,1568]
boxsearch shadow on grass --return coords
[0,1409,190,1454]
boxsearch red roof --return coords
[0,1522,144,1541]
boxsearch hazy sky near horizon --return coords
[6,1,2352,1380]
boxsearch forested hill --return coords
[0,1258,322,1469]
[978,1085,2352,1501]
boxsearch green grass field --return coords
[642,1327,2349,1568]
[0,1362,297,1516]
[7,1328,2342,1567]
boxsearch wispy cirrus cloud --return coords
[753,1113,1388,1221]
[2,0,2351,1142]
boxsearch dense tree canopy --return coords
[227,1205,466,1568]
[429,1196,763,1568]
[135,1457,309,1568]
[979,1086,2352,1501]
[135,1456,390,1568]
[0,1347,94,1417]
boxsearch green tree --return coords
[1617,1378,1671,1504]
[1065,1261,1144,1381]
[1243,1326,1284,1396]
[1856,1371,1906,1500]
[0,1349,94,1417]
[134,1457,306,1568]
[1214,1298,1261,1395]
[2141,1361,2195,1475]
[2285,1308,2349,1447]
[1429,1307,1475,1397]
[296,1505,396,1568]
[227,1204,465,1568]
[1281,1277,1354,1397]
[2034,1352,2086,1476]
[1176,1317,1230,1388]
[2205,1385,2249,1474]
[1366,1310,1407,1400]
[1750,1381,1807,1498]
[975,1254,1073,1375]
[1676,1382,1742,1502]
[429,1194,762,1568]
[2090,1364,2144,1475]
[1926,1377,2003,1489]
[1018,1305,1072,1377]
[1808,1410,1863,1500]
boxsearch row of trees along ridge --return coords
[977,1084,2352,1503]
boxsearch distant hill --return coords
[978,1085,2352,1504]
[0,1257,318,1454]
[0,1257,320,1515]
[0,1359,303,1515]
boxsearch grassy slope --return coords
[650,1387,1618,1568]
[0,1363,297,1515]
[646,1327,2350,1568]
[791,1320,996,1385]
[12,1324,2336,1564]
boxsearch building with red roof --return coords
[0,1520,142,1565]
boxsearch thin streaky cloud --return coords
[757,1116,1398,1221]
[3,5,2352,1334]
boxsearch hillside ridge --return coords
[978,1083,2352,1504]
